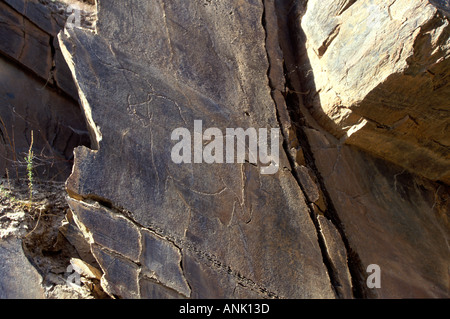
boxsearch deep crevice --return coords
[283,66,369,298]
[262,0,372,298]
[49,35,57,84]
[262,0,343,298]
[282,86,345,298]
[338,0,357,15]
[280,1,371,298]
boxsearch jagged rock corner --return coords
[0,0,103,299]
[0,0,449,299]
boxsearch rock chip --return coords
[70,257,102,280]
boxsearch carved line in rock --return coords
[67,195,280,299]
[61,0,343,299]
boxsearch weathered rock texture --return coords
[0,0,100,300]
[0,237,45,298]
[0,0,92,180]
[60,0,344,299]
[59,0,449,299]
[296,0,450,184]
[278,0,450,298]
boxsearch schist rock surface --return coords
[61,0,339,299]
[0,0,92,180]
[0,237,45,299]
[0,0,95,299]
[58,0,449,299]
[296,0,450,184]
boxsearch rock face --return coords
[278,0,450,298]
[0,237,45,298]
[304,128,450,298]
[58,0,449,299]
[0,0,102,300]
[60,0,346,299]
[0,0,92,180]
[296,0,450,184]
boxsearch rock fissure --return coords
[317,24,341,57]
[48,34,57,85]
[289,21,373,300]
[265,0,375,298]
[262,0,341,297]
[43,0,450,300]
[262,0,348,299]
[338,0,358,16]
[69,194,280,299]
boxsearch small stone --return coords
[70,258,102,280]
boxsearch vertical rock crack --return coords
[261,0,369,298]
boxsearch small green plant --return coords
[25,131,34,205]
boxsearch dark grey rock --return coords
[0,237,45,299]
[140,229,190,297]
[67,198,141,263]
[139,277,186,299]
[91,245,140,299]
[61,0,335,299]
[0,54,89,180]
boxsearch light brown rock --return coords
[70,257,102,280]
[298,0,450,183]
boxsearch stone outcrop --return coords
[0,0,92,180]
[59,0,450,299]
[60,0,345,299]
[1,0,444,299]
[277,0,450,298]
[295,0,450,184]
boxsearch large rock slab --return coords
[0,54,89,180]
[0,237,45,299]
[0,0,92,180]
[273,0,449,298]
[60,0,339,299]
[297,0,450,183]
[304,128,450,297]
